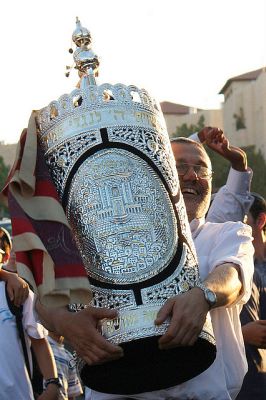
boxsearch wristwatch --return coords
[44,377,61,388]
[194,281,217,309]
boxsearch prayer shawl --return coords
[3,111,91,307]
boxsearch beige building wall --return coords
[222,70,266,158]
[164,109,223,138]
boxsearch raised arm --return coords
[31,337,59,400]
[189,127,253,222]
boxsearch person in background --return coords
[0,227,60,400]
[189,129,266,399]
[46,331,83,400]
[236,193,266,400]
[162,136,254,400]
[0,227,29,306]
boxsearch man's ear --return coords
[256,212,266,231]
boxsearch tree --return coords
[243,146,266,198]
[174,115,205,138]
[205,147,230,192]
[0,156,10,218]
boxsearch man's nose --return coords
[182,166,198,181]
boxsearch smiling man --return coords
[156,136,255,399]
[171,138,213,221]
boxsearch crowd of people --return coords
[0,125,265,400]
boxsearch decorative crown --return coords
[36,18,168,145]
[36,19,177,196]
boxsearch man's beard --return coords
[181,187,211,221]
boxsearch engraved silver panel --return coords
[100,305,215,346]
[108,125,178,196]
[67,148,178,284]
[141,244,198,304]
[40,130,102,201]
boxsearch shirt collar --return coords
[190,217,205,239]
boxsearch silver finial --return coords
[72,17,99,82]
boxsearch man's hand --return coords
[61,307,124,365]
[155,288,209,349]
[36,302,124,365]
[198,127,247,171]
[242,320,266,348]
[37,384,60,400]
[0,270,29,306]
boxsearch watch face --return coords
[206,289,216,305]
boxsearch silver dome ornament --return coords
[72,17,91,47]
[72,17,99,78]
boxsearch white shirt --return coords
[0,283,47,400]
[207,167,253,223]
[177,218,254,400]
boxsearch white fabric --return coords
[0,283,47,400]
[188,131,199,142]
[90,219,254,400]
[46,336,83,399]
[207,167,253,223]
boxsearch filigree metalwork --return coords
[67,148,178,284]
[141,244,198,304]
[108,126,178,195]
[175,196,197,254]
[40,130,102,200]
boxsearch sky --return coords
[1,0,266,143]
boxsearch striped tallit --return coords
[3,111,91,307]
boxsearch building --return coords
[160,101,223,138]
[220,68,266,159]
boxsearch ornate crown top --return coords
[36,18,168,148]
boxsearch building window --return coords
[233,107,246,130]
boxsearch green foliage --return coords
[174,116,266,196]
[0,156,9,219]
[174,115,205,138]
[205,148,230,192]
[203,145,266,197]
[243,146,266,198]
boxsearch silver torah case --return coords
[36,80,214,347]
[36,18,216,391]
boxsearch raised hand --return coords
[198,127,247,171]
